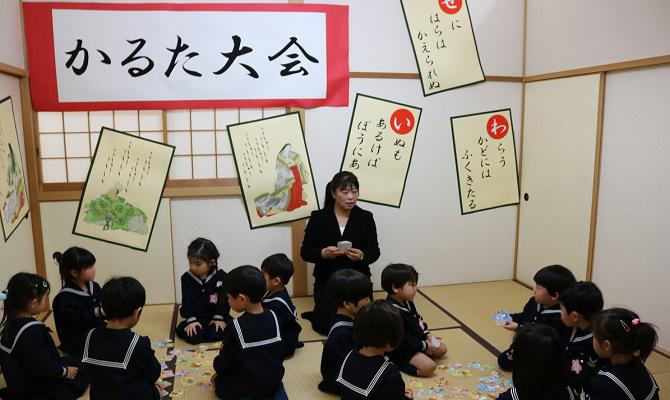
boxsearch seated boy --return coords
[213,265,287,400]
[560,281,607,397]
[336,300,411,400]
[382,263,448,377]
[498,264,576,371]
[82,277,161,400]
[318,269,372,394]
[261,253,303,357]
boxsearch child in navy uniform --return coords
[261,253,303,357]
[52,247,105,357]
[588,308,659,400]
[0,273,87,400]
[498,264,576,371]
[336,300,410,400]
[496,324,573,400]
[177,238,230,344]
[319,269,372,394]
[382,263,447,377]
[213,265,288,400]
[559,281,607,397]
[83,277,161,400]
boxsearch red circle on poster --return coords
[438,0,462,14]
[390,109,415,135]
[486,114,509,140]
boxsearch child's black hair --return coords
[560,281,603,321]
[187,238,220,271]
[261,253,294,286]
[101,277,146,320]
[324,171,359,209]
[53,247,96,287]
[353,300,403,349]
[381,263,418,294]
[511,323,568,397]
[533,264,576,297]
[327,269,373,308]
[224,265,266,303]
[592,308,658,362]
[0,273,50,331]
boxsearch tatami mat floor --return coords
[2,280,668,399]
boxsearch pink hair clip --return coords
[619,320,630,333]
[631,318,640,326]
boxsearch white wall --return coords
[592,65,670,350]
[526,0,670,76]
[0,0,35,292]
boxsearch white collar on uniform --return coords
[597,368,658,400]
[0,320,43,354]
[569,327,593,343]
[82,328,140,370]
[511,386,575,400]
[59,281,94,297]
[336,350,391,397]
[328,321,353,337]
[262,295,297,318]
[187,269,217,286]
[233,310,282,349]
[390,300,411,313]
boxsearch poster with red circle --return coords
[486,114,509,140]
[390,109,415,135]
[438,0,462,15]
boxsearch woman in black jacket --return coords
[300,171,380,334]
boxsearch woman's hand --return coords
[185,321,203,337]
[321,246,344,259]
[345,248,364,262]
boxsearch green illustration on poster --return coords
[83,183,148,234]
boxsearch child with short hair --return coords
[336,300,411,400]
[318,269,372,394]
[496,323,573,400]
[0,273,88,399]
[52,246,105,357]
[588,308,659,400]
[212,265,288,400]
[261,253,303,357]
[559,281,606,396]
[381,263,447,377]
[177,237,230,344]
[82,277,161,400]
[498,264,576,371]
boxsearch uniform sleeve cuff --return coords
[61,367,67,378]
[186,317,197,323]
[94,306,101,318]
[212,315,225,321]
[421,341,427,352]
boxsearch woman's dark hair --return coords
[53,247,96,287]
[533,264,576,297]
[261,253,294,285]
[560,281,603,321]
[0,273,50,331]
[101,277,146,320]
[324,171,359,208]
[187,238,220,272]
[511,323,568,397]
[328,269,373,308]
[354,300,403,349]
[592,308,658,362]
[381,263,419,293]
[224,265,266,303]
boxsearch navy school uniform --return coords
[213,309,286,400]
[0,317,88,399]
[564,327,608,396]
[497,386,576,400]
[497,297,567,371]
[262,289,303,357]
[176,268,230,344]
[336,350,411,400]
[319,314,355,394]
[82,327,161,400]
[587,358,659,400]
[52,280,105,357]
[386,296,429,375]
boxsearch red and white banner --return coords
[23,3,349,111]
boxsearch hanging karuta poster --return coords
[73,127,174,250]
[228,112,318,229]
[451,109,519,214]
[400,0,485,95]
[340,94,421,207]
[0,97,30,241]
